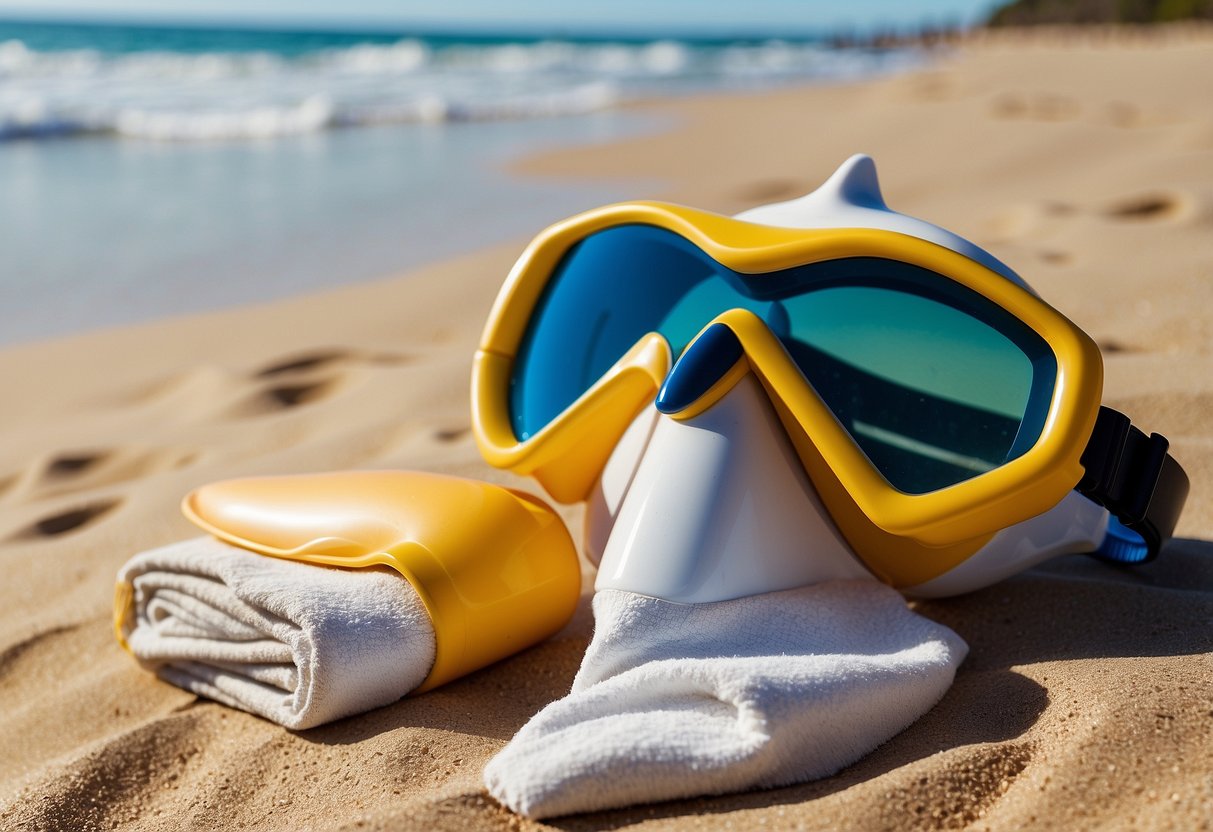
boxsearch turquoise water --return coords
[0,112,657,345]
[0,20,921,346]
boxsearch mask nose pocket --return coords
[656,323,746,416]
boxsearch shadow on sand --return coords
[550,537,1213,830]
[299,538,1213,829]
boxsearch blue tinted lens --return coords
[510,224,1056,493]
[511,226,767,438]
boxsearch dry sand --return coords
[2,28,1212,831]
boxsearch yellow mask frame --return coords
[471,201,1104,586]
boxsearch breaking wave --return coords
[0,33,919,141]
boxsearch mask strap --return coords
[1078,406,1189,563]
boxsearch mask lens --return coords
[509,225,1055,494]
[778,281,1054,493]
[510,226,765,440]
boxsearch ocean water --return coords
[0,20,922,346]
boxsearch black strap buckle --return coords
[1078,408,1169,525]
[1077,406,1187,562]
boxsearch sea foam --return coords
[0,35,918,141]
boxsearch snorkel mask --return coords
[472,155,1189,600]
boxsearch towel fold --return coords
[116,536,436,730]
[485,580,967,819]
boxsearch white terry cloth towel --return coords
[485,580,968,819]
[117,536,436,730]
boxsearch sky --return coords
[0,0,1004,36]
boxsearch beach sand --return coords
[2,27,1212,831]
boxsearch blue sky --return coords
[0,1,1004,35]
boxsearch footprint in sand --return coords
[1095,338,1138,355]
[4,447,200,505]
[231,353,348,418]
[254,348,412,379]
[433,427,471,443]
[230,347,414,418]
[984,187,1194,262]
[126,359,337,420]
[229,377,343,418]
[261,380,339,410]
[991,92,1079,122]
[254,349,353,378]
[1037,249,1072,265]
[982,200,1076,243]
[45,452,106,478]
[993,93,1185,132]
[1103,192,1187,222]
[120,348,410,420]
[9,498,122,541]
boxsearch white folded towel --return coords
[485,580,967,818]
[116,537,436,730]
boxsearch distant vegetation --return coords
[825,0,1213,48]
[987,0,1213,25]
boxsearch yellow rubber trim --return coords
[175,471,581,692]
[113,581,135,653]
[473,333,671,503]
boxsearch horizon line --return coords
[0,9,977,42]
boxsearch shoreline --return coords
[2,30,1212,831]
[0,112,662,350]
